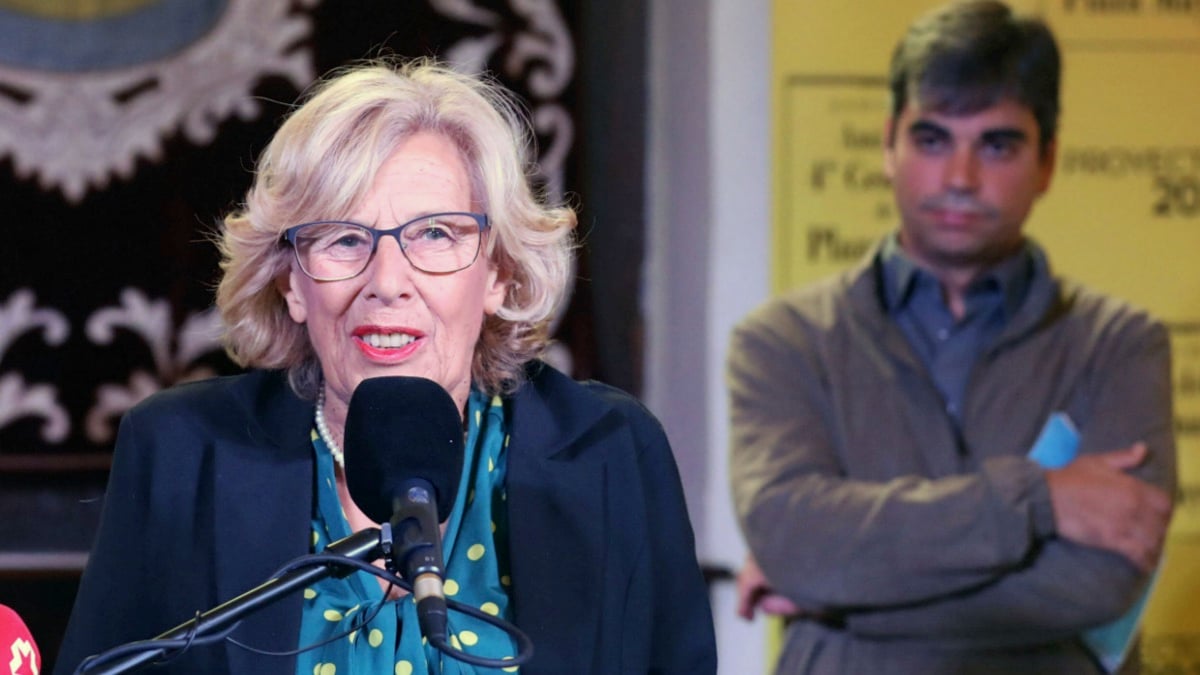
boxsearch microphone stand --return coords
[85,528,384,675]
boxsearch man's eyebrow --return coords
[980,128,1029,144]
[907,119,950,137]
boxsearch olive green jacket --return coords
[730,241,1175,674]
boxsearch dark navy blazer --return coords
[55,364,716,674]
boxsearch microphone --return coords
[0,604,41,675]
[343,376,464,644]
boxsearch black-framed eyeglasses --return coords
[282,212,490,281]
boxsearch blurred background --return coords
[0,1,1196,673]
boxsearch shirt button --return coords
[936,328,950,341]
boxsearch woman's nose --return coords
[362,236,414,300]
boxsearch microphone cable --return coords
[73,614,240,675]
[75,549,533,673]
[246,551,535,668]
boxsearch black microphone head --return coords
[343,376,464,523]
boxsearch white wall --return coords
[646,0,773,672]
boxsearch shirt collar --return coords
[879,231,1036,319]
[879,233,921,312]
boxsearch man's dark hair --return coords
[888,0,1060,153]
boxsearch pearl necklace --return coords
[314,387,345,470]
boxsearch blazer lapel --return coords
[211,371,314,673]
[203,368,614,673]
[506,365,613,674]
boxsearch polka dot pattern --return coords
[296,388,520,675]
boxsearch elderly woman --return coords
[56,59,716,675]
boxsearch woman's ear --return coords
[277,270,307,324]
[483,263,509,316]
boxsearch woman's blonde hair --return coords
[216,58,576,398]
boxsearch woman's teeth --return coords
[361,333,416,349]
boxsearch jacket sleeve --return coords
[844,316,1176,642]
[728,303,1174,641]
[54,405,180,673]
[729,309,1051,611]
[622,397,719,674]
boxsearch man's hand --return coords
[736,554,801,620]
[1046,442,1173,572]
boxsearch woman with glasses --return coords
[57,59,716,675]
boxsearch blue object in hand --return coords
[1028,412,1159,674]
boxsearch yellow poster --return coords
[773,0,1200,668]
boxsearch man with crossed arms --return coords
[729,1,1176,672]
